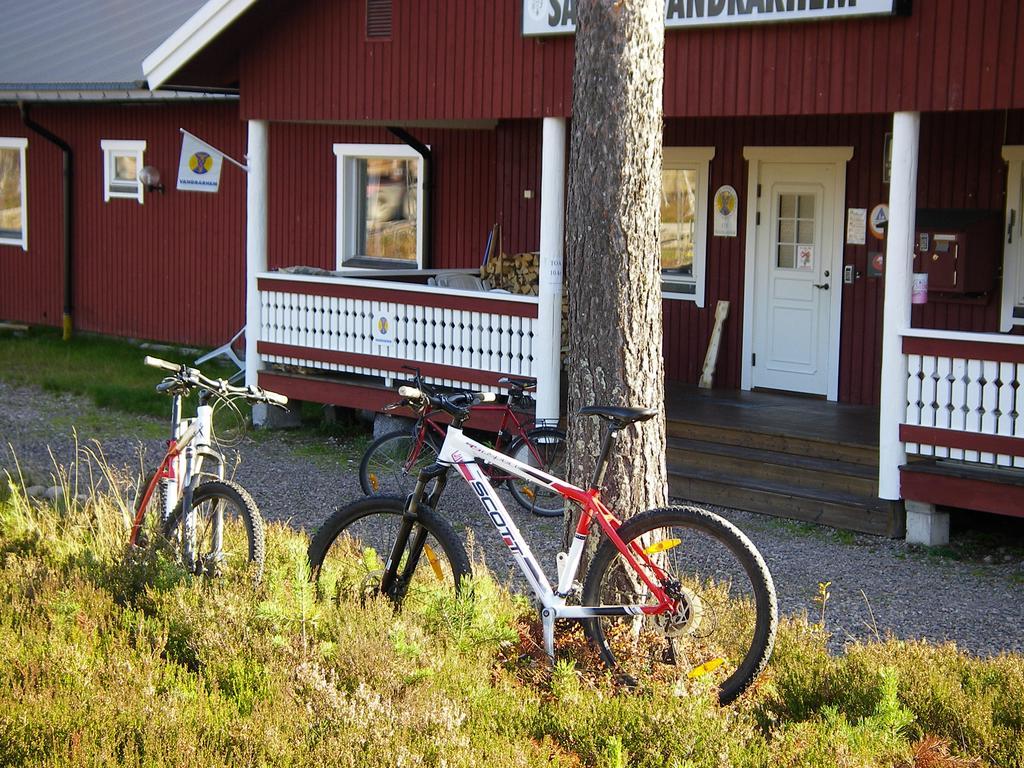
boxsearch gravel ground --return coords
[2,380,1022,657]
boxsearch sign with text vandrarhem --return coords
[523,0,898,37]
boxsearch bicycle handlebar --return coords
[397,385,496,420]
[144,356,289,407]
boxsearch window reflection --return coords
[661,168,697,278]
[0,148,22,238]
[356,157,419,263]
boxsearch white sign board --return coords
[176,133,224,193]
[713,185,738,238]
[846,208,867,245]
[372,311,395,346]
[523,0,898,37]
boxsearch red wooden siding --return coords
[0,103,246,347]
[267,120,541,271]
[240,0,1024,123]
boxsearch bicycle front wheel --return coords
[582,506,777,705]
[359,429,440,497]
[308,496,471,607]
[505,427,567,517]
[161,480,265,584]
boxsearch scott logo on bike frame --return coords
[453,450,522,556]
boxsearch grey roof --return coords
[0,0,208,90]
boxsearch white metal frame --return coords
[661,147,715,308]
[101,139,147,203]
[741,146,853,401]
[1000,146,1024,331]
[437,425,644,626]
[0,137,28,250]
[333,143,426,271]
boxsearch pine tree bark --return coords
[562,0,667,558]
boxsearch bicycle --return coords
[311,385,777,704]
[128,356,288,583]
[360,368,567,516]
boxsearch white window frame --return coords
[101,139,146,203]
[0,137,28,250]
[1000,146,1024,331]
[661,147,715,308]
[333,143,426,271]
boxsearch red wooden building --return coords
[13,0,1024,542]
[0,0,246,348]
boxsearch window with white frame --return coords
[661,147,714,307]
[334,143,424,269]
[1001,146,1024,331]
[101,139,146,203]
[0,137,28,250]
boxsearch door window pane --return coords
[777,192,817,269]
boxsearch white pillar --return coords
[878,112,920,499]
[245,119,269,389]
[535,117,566,425]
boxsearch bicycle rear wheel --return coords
[581,506,777,705]
[505,427,567,517]
[308,496,471,607]
[359,429,440,497]
[161,480,265,584]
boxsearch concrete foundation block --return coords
[373,412,414,439]
[253,400,303,429]
[905,500,950,546]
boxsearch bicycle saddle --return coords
[579,405,658,428]
[498,376,536,390]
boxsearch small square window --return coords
[101,140,146,203]
[0,137,28,250]
[334,143,425,270]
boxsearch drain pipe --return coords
[20,103,73,340]
[387,127,432,268]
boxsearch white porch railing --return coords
[901,328,1024,468]
[255,271,540,390]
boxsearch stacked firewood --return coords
[480,251,540,295]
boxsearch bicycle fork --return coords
[379,465,449,600]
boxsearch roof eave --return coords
[143,0,257,90]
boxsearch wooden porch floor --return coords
[664,386,878,448]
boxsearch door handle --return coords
[813,283,830,290]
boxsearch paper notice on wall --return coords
[846,208,867,245]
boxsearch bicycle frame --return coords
[410,400,544,480]
[129,393,227,566]
[432,425,675,657]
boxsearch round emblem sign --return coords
[869,203,889,240]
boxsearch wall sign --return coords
[713,185,738,237]
[869,204,889,240]
[846,208,867,245]
[372,311,394,346]
[523,0,900,37]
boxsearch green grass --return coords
[0,463,1021,767]
[0,327,238,420]
[0,327,373,453]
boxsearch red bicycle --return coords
[359,368,567,516]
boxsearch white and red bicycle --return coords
[309,386,777,704]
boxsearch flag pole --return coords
[179,128,248,172]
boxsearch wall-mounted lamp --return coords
[139,165,165,193]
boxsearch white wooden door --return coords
[751,163,837,395]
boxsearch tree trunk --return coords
[562,0,668,561]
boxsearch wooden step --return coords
[667,436,879,497]
[666,417,879,467]
[668,465,904,537]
